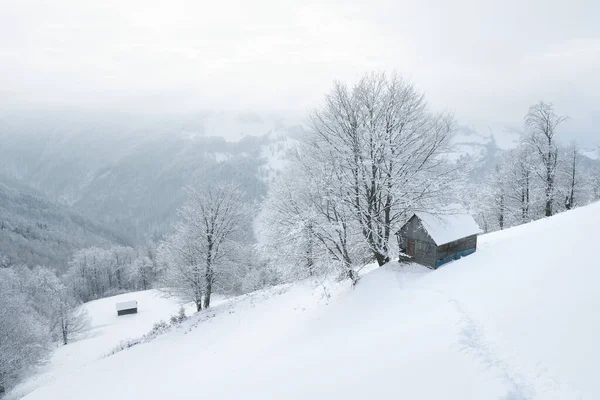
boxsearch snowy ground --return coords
[11,202,600,399]
[6,291,201,400]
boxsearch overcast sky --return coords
[1,0,598,143]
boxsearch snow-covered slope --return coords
[15,202,600,399]
[7,291,198,400]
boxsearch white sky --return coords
[1,0,599,143]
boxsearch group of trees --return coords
[66,245,159,303]
[258,72,457,284]
[473,102,599,232]
[0,265,88,395]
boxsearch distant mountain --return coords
[0,110,302,241]
[0,176,129,270]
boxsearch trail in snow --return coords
[423,287,581,400]
[391,264,530,397]
[389,261,578,400]
[444,293,533,400]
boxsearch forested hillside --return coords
[0,111,295,241]
[0,177,129,270]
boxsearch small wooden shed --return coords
[116,300,138,316]
[396,208,482,269]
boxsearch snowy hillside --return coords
[0,178,129,270]
[12,202,600,399]
[7,290,199,400]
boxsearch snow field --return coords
[14,202,600,399]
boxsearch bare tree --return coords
[258,168,319,280]
[494,165,507,230]
[562,142,581,210]
[157,227,205,312]
[591,165,600,202]
[53,289,90,345]
[524,101,568,217]
[308,72,454,265]
[259,147,370,285]
[159,184,247,310]
[509,145,535,223]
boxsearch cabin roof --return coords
[405,205,482,246]
[115,300,138,311]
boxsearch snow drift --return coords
[14,202,600,399]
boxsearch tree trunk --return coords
[545,147,554,217]
[499,192,505,230]
[374,252,390,266]
[306,223,314,276]
[567,153,576,210]
[203,240,213,309]
[545,167,553,217]
[346,266,360,287]
[203,268,212,309]
[62,326,68,345]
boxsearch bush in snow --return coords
[170,307,187,325]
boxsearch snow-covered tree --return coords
[504,145,537,223]
[591,165,600,202]
[258,167,320,280]
[158,184,248,311]
[524,101,568,217]
[307,72,455,265]
[0,268,50,395]
[258,152,369,285]
[558,142,582,211]
[14,266,89,346]
[128,255,156,291]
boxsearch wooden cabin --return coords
[396,208,482,269]
[116,300,138,316]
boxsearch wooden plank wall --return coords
[398,216,438,268]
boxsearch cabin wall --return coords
[435,235,478,268]
[398,216,438,268]
[117,308,138,316]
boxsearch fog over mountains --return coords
[1,108,597,268]
[0,111,300,242]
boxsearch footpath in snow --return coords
[12,202,600,399]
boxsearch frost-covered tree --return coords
[307,72,455,265]
[14,266,89,346]
[129,255,156,291]
[0,268,51,395]
[591,165,600,202]
[559,143,582,211]
[258,168,320,280]
[524,101,568,217]
[493,165,508,230]
[473,163,512,232]
[504,145,536,223]
[54,295,90,346]
[158,184,248,311]
[258,151,369,285]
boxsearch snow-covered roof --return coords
[115,300,138,311]
[413,206,482,246]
